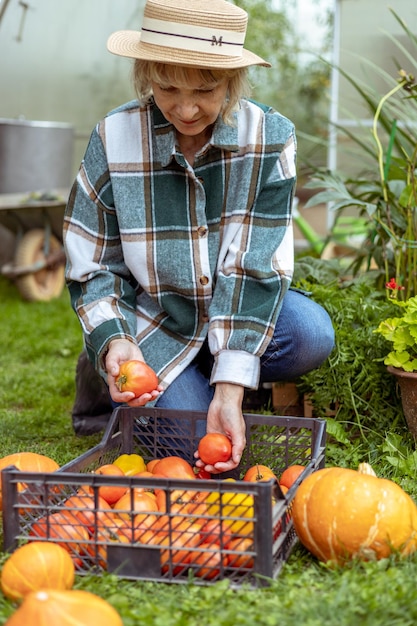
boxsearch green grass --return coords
[0,277,98,462]
[1,275,417,625]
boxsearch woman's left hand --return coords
[106,338,163,406]
[194,382,246,474]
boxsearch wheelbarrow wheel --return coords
[14,229,65,301]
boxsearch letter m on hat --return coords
[211,35,223,46]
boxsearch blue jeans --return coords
[75,290,333,439]
[155,289,334,412]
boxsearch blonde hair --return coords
[132,60,251,125]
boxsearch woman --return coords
[64,0,334,474]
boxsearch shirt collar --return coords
[151,101,239,167]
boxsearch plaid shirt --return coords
[63,98,296,390]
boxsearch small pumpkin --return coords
[0,452,59,509]
[292,463,417,564]
[5,589,123,626]
[1,541,75,601]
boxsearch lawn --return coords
[1,274,417,626]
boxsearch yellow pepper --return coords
[206,478,255,534]
[113,453,146,476]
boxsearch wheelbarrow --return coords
[0,189,68,301]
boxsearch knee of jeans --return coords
[291,322,334,377]
[294,304,335,354]
[316,323,335,363]
[302,307,335,365]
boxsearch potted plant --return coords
[303,11,417,299]
[299,11,417,438]
[375,290,417,438]
[292,259,401,433]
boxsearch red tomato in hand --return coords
[116,360,158,397]
[198,433,232,465]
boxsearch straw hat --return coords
[107,0,270,69]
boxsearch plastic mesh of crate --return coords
[1,407,326,587]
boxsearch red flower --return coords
[385,278,405,291]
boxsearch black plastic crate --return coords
[2,407,325,587]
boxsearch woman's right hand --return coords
[194,382,246,474]
[105,338,162,406]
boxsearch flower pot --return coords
[387,366,417,439]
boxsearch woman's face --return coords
[151,68,229,139]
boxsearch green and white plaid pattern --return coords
[64,98,296,390]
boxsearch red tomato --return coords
[131,513,159,542]
[30,511,90,558]
[155,488,196,513]
[131,470,154,480]
[279,464,306,489]
[112,490,159,520]
[225,537,255,569]
[63,493,113,534]
[189,543,228,580]
[147,459,160,473]
[86,517,132,568]
[185,501,209,524]
[151,456,196,480]
[160,521,202,575]
[243,464,277,483]
[194,467,212,480]
[116,360,158,397]
[152,514,190,535]
[199,518,234,547]
[198,433,232,465]
[94,464,128,505]
[93,507,157,543]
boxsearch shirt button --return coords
[197,226,208,237]
[199,275,209,286]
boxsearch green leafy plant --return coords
[374,294,417,371]
[381,432,417,477]
[293,258,403,440]
[305,10,417,298]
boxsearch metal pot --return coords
[0,118,74,193]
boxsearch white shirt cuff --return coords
[210,350,260,389]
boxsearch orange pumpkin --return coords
[0,452,59,508]
[1,541,75,601]
[4,589,123,626]
[292,463,417,564]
